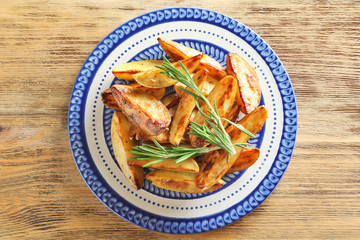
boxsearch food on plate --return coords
[226,53,261,114]
[111,111,144,190]
[103,38,265,193]
[112,60,163,80]
[189,75,238,147]
[170,69,208,146]
[132,54,203,88]
[196,106,268,189]
[128,157,199,173]
[145,170,224,193]
[158,37,227,80]
[227,147,260,173]
[111,84,171,136]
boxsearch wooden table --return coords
[1,1,359,239]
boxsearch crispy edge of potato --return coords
[126,82,165,100]
[196,105,268,189]
[189,75,238,147]
[101,89,122,110]
[112,60,163,80]
[174,82,187,97]
[157,37,227,80]
[111,111,144,190]
[169,69,208,146]
[161,94,180,108]
[128,158,199,173]
[132,54,203,88]
[135,128,170,143]
[227,147,260,173]
[226,53,261,114]
[111,84,171,136]
[145,170,224,193]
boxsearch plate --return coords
[68,7,297,234]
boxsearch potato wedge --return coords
[174,82,187,97]
[170,69,208,146]
[202,75,219,97]
[129,158,199,173]
[111,84,171,136]
[101,89,121,110]
[196,106,268,189]
[146,170,224,193]
[111,111,144,190]
[126,82,165,100]
[226,53,261,114]
[135,128,170,143]
[112,60,163,80]
[222,104,241,128]
[133,54,203,88]
[158,37,227,80]
[161,94,180,108]
[189,75,238,147]
[227,147,260,173]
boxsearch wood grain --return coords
[1,0,359,239]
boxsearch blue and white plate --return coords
[68,8,297,234]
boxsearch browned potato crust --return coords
[129,158,199,173]
[158,37,227,80]
[189,75,238,147]
[227,147,260,173]
[196,106,268,189]
[226,53,261,114]
[111,84,171,136]
[146,170,224,193]
[111,111,144,190]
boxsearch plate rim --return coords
[68,7,297,234]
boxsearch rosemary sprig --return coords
[129,140,250,167]
[129,55,254,166]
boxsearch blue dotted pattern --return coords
[68,7,297,234]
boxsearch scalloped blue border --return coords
[68,7,297,234]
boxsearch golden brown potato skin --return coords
[111,84,171,136]
[227,147,260,173]
[112,60,164,80]
[145,170,224,193]
[158,37,227,80]
[189,75,238,147]
[226,53,261,114]
[132,54,202,88]
[128,158,199,173]
[196,106,268,189]
[101,89,122,110]
[170,69,208,146]
[111,111,144,190]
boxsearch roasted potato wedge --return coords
[189,75,238,147]
[222,104,241,128]
[170,69,208,146]
[161,94,180,108]
[132,54,203,88]
[196,106,268,189]
[227,147,260,173]
[102,84,165,110]
[158,37,227,80]
[129,158,199,173]
[101,89,121,110]
[111,84,171,136]
[135,128,170,143]
[112,60,163,80]
[174,82,187,97]
[126,82,165,100]
[146,170,224,193]
[226,53,261,114]
[111,111,144,190]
